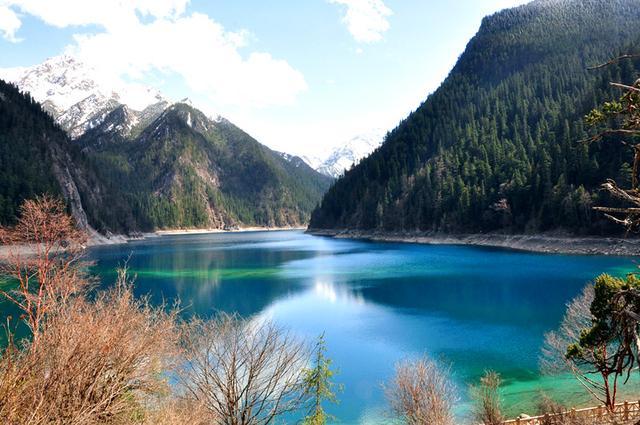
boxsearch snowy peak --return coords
[314,129,386,178]
[6,55,102,112]
[57,93,122,138]
[0,55,169,139]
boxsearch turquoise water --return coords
[87,231,638,422]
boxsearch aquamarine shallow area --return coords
[89,230,639,424]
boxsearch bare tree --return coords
[541,279,640,411]
[541,285,616,405]
[141,398,211,425]
[385,356,457,425]
[541,285,595,375]
[583,57,640,231]
[178,314,310,425]
[0,195,89,343]
[470,370,504,425]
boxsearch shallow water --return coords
[85,231,639,423]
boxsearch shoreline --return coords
[0,226,306,259]
[7,226,640,257]
[306,229,640,256]
[97,225,307,245]
[146,226,306,237]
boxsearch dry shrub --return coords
[140,398,211,425]
[540,285,594,374]
[386,356,458,425]
[0,195,89,341]
[0,269,178,425]
[178,314,310,425]
[536,393,575,425]
[470,370,504,425]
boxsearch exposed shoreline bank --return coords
[306,229,640,256]
[145,226,306,237]
[93,226,306,247]
[0,226,306,259]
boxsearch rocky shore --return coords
[307,229,640,256]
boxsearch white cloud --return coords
[330,0,392,43]
[0,5,20,41]
[1,0,307,108]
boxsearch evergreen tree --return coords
[302,334,341,425]
[310,0,640,236]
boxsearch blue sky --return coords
[0,0,530,156]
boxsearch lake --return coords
[87,230,639,424]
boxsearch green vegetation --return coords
[79,103,331,232]
[302,334,341,425]
[0,80,138,231]
[310,0,640,235]
[0,82,330,233]
[0,80,63,223]
[565,274,640,410]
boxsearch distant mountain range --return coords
[0,55,170,139]
[303,129,385,178]
[0,55,387,180]
[0,56,331,234]
[310,0,640,235]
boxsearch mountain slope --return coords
[0,78,331,233]
[78,103,332,231]
[0,79,138,233]
[0,55,168,139]
[0,54,331,233]
[310,0,640,235]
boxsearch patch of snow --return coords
[313,129,386,178]
[0,55,169,139]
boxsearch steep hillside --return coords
[0,80,331,233]
[78,103,332,231]
[310,0,640,235]
[0,80,137,232]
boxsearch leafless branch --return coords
[385,356,457,425]
[177,314,310,425]
[588,54,640,70]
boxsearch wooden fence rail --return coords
[502,400,640,425]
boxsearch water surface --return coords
[88,230,639,423]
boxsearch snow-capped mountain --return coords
[0,55,168,138]
[311,129,386,178]
[277,151,313,169]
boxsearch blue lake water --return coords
[87,230,639,424]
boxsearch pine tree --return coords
[302,334,342,425]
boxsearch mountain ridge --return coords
[0,55,168,139]
[303,129,386,178]
[310,0,640,235]
[0,77,331,233]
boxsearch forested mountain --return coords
[0,80,331,233]
[310,0,640,235]
[0,79,136,232]
[78,103,331,231]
